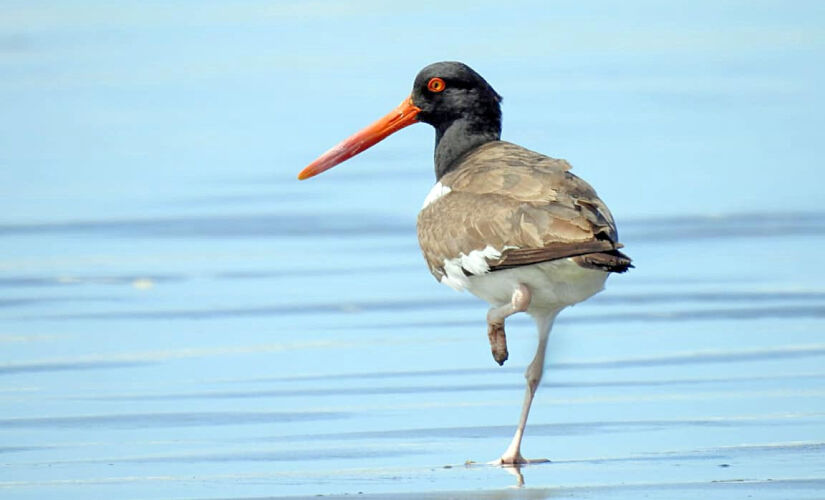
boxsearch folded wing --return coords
[416,141,631,283]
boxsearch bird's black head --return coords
[410,62,503,179]
[411,61,502,128]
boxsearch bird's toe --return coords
[487,322,508,365]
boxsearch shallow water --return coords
[2,1,825,499]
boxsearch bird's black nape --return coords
[410,62,503,180]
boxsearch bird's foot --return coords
[487,322,508,365]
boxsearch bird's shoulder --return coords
[443,141,574,201]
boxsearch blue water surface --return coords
[1,1,824,499]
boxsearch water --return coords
[2,1,824,499]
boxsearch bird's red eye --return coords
[427,77,446,93]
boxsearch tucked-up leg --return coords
[494,310,559,466]
[486,284,532,366]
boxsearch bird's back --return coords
[417,141,631,288]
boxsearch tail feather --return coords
[572,249,633,273]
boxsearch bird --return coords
[298,61,631,465]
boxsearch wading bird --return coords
[298,61,631,465]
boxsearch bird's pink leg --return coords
[486,284,531,366]
[493,311,559,466]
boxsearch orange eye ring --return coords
[427,77,446,93]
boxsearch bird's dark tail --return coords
[572,249,633,273]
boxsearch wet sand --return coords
[2,1,824,499]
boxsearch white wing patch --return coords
[422,182,452,209]
[439,245,503,291]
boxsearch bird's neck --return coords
[434,117,501,180]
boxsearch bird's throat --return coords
[434,118,501,180]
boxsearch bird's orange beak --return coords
[297,96,421,180]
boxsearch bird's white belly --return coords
[463,258,608,315]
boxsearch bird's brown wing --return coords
[416,141,631,282]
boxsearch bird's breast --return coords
[421,181,452,210]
